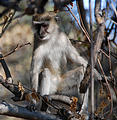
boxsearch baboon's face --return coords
[32,12,56,40]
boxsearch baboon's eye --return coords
[42,23,48,28]
[33,16,38,21]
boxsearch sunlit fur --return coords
[30,12,88,115]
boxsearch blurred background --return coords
[0,0,117,119]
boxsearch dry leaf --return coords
[95,101,108,116]
[70,97,78,112]
[99,87,106,97]
[18,81,25,93]
[17,81,25,100]
[25,90,40,105]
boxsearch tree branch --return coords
[53,0,75,9]
[0,101,61,120]
[0,10,16,38]
[76,0,90,34]
[89,0,95,117]
[0,53,12,79]
[79,0,106,94]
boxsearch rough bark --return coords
[79,0,106,93]
[76,0,90,34]
[0,101,61,120]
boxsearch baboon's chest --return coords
[42,50,66,75]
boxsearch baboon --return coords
[30,12,88,114]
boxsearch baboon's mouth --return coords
[39,34,47,39]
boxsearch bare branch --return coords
[46,95,73,105]
[76,0,90,34]
[111,2,117,17]
[0,10,16,38]
[100,49,109,58]
[107,39,113,80]
[0,101,61,120]
[80,0,106,94]
[89,0,94,117]
[0,53,12,80]
[97,58,113,117]
[2,42,31,59]
[0,52,22,99]
[66,6,91,42]
[0,75,21,98]
[107,17,117,25]
[94,2,105,63]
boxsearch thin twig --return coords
[97,58,113,117]
[66,6,91,42]
[100,49,109,58]
[104,106,117,116]
[111,2,117,16]
[0,10,16,38]
[76,1,90,38]
[107,39,113,80]
[0,42,31,60]
[0,13,26,26]
[107,17,117,26]
[102,48,117,60]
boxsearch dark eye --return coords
[42,23,48,28]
